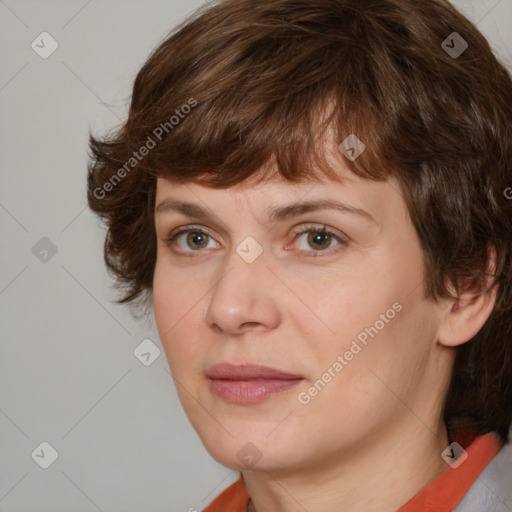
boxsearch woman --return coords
[87,0,512,510]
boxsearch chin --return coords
[196,425,309,473]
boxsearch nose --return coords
[204,242,281,336]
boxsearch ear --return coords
[437,246,498,348]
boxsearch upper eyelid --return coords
[168,224,217,239]
[166,223,343,239]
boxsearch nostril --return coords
[240,322,261,330]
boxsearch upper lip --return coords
[207,363,303,380]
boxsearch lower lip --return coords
[209,378,304,403]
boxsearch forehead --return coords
[154,167,407,236]
[155,140,359,199]
[153,124,403,225]
[155,157,358,208]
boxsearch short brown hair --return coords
[87,0,512,444]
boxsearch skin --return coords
[152,137,496,512]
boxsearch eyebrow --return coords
[155,198,377,226]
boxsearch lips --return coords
[207,363,304,404]
[206,363,303,380]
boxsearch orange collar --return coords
[397,429,502,511]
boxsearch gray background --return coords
[1,1,511,511]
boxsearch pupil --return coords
[189,232,207,248]
[310,232,330,249]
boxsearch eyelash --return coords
[164,224,347,258]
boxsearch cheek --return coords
[311,274,436,410]
[152,263,202,369]
[295,243,430,384]
[152,266,175,337]
[152,260,203,334]
[295,259,401,351]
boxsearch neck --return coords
[243,419,449,512]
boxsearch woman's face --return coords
[152,155,450,473]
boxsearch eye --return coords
[290,224,347,257]
[165,226,219,254]
[163,224,347,258]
